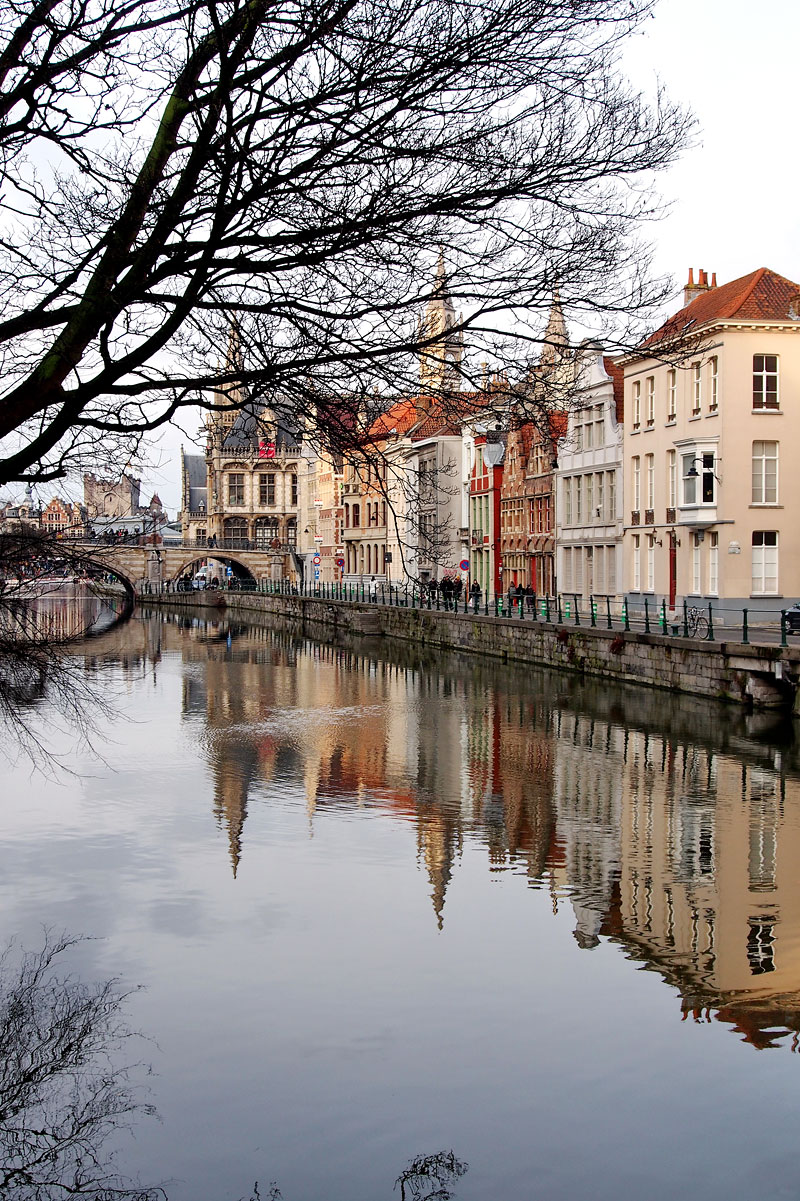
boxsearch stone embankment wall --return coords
[146,591,800,711]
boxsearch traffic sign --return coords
[313,554,321,565]
[336,557,345,568]
[459,559,470,571]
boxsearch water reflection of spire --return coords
[417,811,460,931]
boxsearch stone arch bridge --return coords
[72,542,288,596]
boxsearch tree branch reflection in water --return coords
[0,932,158,1200]
[0,933,468,1201]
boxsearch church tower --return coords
[539,285,569,373]
[418,251,463,397]
[207,321,246,437]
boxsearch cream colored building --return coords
[621,267,800,620]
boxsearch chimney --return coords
[683,267,718,308]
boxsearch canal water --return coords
[2,602,800,1200]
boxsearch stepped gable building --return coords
[621,266,800,615]
[42,497,88,536]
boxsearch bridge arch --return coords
[167,553,259,585]
[68,552,138,605]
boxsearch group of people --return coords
[506,582,536,611]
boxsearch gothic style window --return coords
[223,517,248,547]
[255,516,280,547]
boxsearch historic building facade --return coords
[621,266,800,616]
[556,348,624,608]
[181,393,306,581]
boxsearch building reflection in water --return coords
[128,610,800,1049]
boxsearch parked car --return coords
[784,603,800,632]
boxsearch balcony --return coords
[665,507,676,524]
[471,528,483,545]
[630,510,640,525]
[644,509,654,525]
[218,445,301,460]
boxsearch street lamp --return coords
[685,455,722,482]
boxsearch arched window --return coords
[223,517,249,548]
[254,516,280,548]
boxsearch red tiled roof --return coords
[407,392,484,442]
[644,268,800,348]
[368,398,419,439]
[603,357,624,423]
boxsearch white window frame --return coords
[752,440,778,505]
[646,535,655,591]
[708,532,719,596]
[752,531,778,595]
[753,355,779,411]
[632,381,641,430]
[632,534,641,591]
[646,454,655,509]
[667,370,677,422]
[691,534,701,595]
[564,477,572,525]
[668,450,677,508]
[681,450,717,507]
[692,362,702,416]
[632,456,641,511]
[709,356,718,413]
[646,376,655,427]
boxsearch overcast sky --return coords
[14,0,798,516]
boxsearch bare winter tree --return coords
[0,0,692,489]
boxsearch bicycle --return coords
[686,605,709,639]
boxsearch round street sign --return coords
[313,555,321,565]
[336,557,345,568]
[459,559,470,571]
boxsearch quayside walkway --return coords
[144,582,800,713]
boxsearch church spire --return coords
[539,285,568,370]
[208,319,246,431]
[418,250,463,397]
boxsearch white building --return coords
[556,348,624,611]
